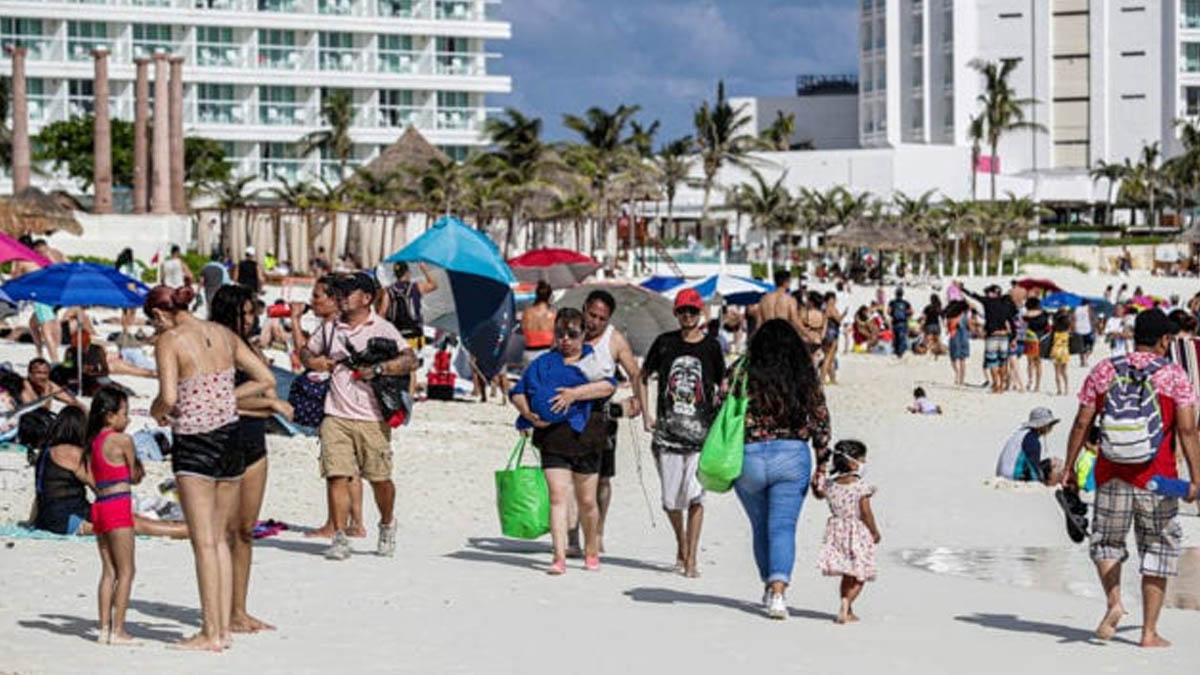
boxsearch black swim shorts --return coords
[172,422,244,480]
[239,416,268,467]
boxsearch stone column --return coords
[91,48,113,214]
[150,52,171,214]
[6,46,31,193]
[133,58,150,214]
[168,55,186,213]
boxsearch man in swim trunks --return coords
[963,284,1018,393]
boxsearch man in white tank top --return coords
[570,289,646,554]
[1072,300,1096,367]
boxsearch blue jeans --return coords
[733,439,812,585]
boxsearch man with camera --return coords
[301,272,417,561]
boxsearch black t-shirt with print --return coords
[642,330,726,452]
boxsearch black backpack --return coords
[385,282,422,337]
[19,407,57,466]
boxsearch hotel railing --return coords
[27,0,497,21]
[434,51,485,76]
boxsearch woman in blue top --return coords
[510,308,616,575]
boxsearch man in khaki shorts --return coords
[302,273,416,560]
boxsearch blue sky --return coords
[493,0,860,146]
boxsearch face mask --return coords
[854,461,868,479]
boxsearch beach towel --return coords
[0,523,85,541]
[251,519,289,539]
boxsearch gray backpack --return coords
[1098,356,1167,464]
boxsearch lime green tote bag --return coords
[494,436,551,539]
[697,359,747,493]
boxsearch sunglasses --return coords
[675,306,701,316]
[555,327,584,340]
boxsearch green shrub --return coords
[1019,252,1088,273]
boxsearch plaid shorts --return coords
[1089,479,1183,577]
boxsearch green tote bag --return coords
[494,436,551,539]
[697,359,747,493]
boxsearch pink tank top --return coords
[171,367,238,435]
[90,429,129,488]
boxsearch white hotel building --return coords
[0,0,511,191]
[721,1,1200,214]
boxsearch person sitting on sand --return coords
[813,440,881,624]
[995,407,1063,485]
[906,387,941,415]
[20,357,82,409]
[510,307,617,574]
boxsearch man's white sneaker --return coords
[324,531,352,561]
[377,521,397,557]
[766,592,788,620]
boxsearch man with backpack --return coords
[377,262,438,351]
[1062,309,1200,648]
[887,287,912,357]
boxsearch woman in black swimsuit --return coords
[921,294,943,358]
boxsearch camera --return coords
[607,402,624,418]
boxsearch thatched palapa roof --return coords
[0,187,83,236]
[355,127,449,183]
[825,219,934,253]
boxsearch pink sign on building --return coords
[976,155,1000,174]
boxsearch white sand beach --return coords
[2,267,1200,674]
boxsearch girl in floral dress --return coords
[814,440,881,624]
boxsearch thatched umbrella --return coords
[353,127,449,188]
[826,219,933,253]
[0,186,83,237]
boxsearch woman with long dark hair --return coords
[145,284,274,651]
[209,284,291,633]
[734,318,831,619]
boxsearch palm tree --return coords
[348,166,401,210]
[201,173,261,210]
[299,89,355,183]
[483,108,554,255]
[759,111,796,151]
[732,169,789,278]
[1089,159,1126,227]
[460,169,506,231]
[939,197,979,276]
[654,137,694,244]
[628,119,660,159]
[970,59,1047,201]
[1001,192,1049,275]
[1122,142,1161,227]
[967,114,984,201]
[563,104,641,265]
[549,190,595,251]
[893,189,936,274]
[693,81,756,269]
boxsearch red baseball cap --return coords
[674,288,703,311]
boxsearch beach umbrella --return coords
[1015,278,1062,293]
[1040,291,1113,317]
[386,216,516,379]
[555,283,677,357]
[664,273,774,306]
[0,231,51,266]
[640,275,686,293]
[507,248,601,289]
[1,263,150,394]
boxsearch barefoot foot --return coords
[1141,633,1172,648]
[346,525,368,539]
[97,626,110,644]
[230,613,276,633]
[304,525,335,539]
[107,630,136,646]
[1096,605,1125,641]
[170,633,223,652]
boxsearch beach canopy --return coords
[386,216,515,378]
[507,248,601,289]
[664,273,774,306]
[640,275,686,293]
[0,232,51,266]
[1015,278,1062,293]
[0,262,148,308]
[555,283,676,357]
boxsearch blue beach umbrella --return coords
[665,273,774,306]
[640,275,686,293]
[385,216,516,378]
[1,262,150,394]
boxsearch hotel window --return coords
[258,29,298,70]
[910,100,924,130]
[438,145,470,162]
[912,13,923,45]
[67,21,108,62]
[379,89,416,127]
[1185,42,1200,73]
[1187,86,1200,116]
[863,105,874,133]
[320,31,358,71]
[863,21,872,52]
[318,0,354,15]
[26,78,46,121]
[197,83,238,124]
[379,34,416,73]
[912,55,923,87]
[436,37,474,75]
[260,86,302,125]
[258,0,299,11]
[875,17,885,48]
[197,26,237,67]
[379,0,414,17]
[862,0,872,12]
[1,18,47,60]
[68,79,94,116]
[875,61,886,91]
[132,24,174,59]
[261,142,301,182]
[863,64,874,92]
[1187,0,1200,29]
[435,1,473,20]
[437,90,472,129]
[943,52,953,85]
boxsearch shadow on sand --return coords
[18,613,184,644]
[954,613,1139,646]
[445,537,672,574]
[624,587,837,622]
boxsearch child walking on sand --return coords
[814,440,880,624]
[86,387,141,645]
[1050,310,1071,395]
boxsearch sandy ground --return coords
[2,266,1200,674]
